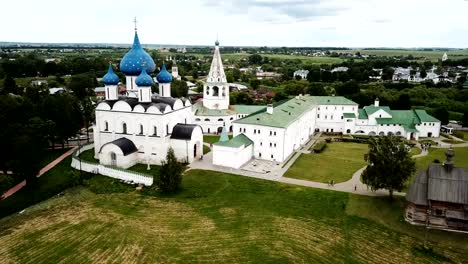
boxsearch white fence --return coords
[71,144,154,186]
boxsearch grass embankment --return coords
[0,169,467,263]
[1,148,71,196]
[285,142,368,183]
[0,156,90,218]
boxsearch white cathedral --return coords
[93,29,441,170]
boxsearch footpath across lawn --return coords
[284,142,368,183]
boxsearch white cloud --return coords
[0,0,467,47]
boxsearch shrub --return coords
[325,138,332,143]
[313,141,327,153]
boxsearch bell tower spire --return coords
[202,38,229,110]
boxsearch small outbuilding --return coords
[213,133,254,169]
[405,149,468,232]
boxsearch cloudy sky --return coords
[1,0,467,47]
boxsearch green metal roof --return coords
[192,102,234,116]
[213,133,253,148]
[343,113,356,118]
[375,110,420,125]
[233,105,266,114]
[358,109,368,119]
[414,109,440,122]
[233,96,318,128]
[312,96,357,105]
[363,105,391,116]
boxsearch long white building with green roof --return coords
[211,96,440,168]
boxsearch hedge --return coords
[313,141,327,153]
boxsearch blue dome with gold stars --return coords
[135,68,153,87]
[156,64,172,83]
[119,32,155,76]
[102,64,119,85]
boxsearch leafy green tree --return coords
[461,110,468,127]
[191,69,199,80]
[3,75,17,94]
[226,71,234,83]
[171,80,189,97]
[306,69,321,82]
[248,54,263,65]
[362,136,416,199]
[394,93,411,110]
[232,68,241,81]
[250,79,261,90]
[420,69,427,79]
[156,147,184,193]
[273,91,288,102]
[309,83,327,96]
[381,67,394,81]
[432,107,449,125]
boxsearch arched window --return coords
[139,124,143,135]
[166,124,169,135]
[230,117,234,120]
[104,121,108,131]
[153,126,157,136]
[218,118,223,122]
[195,118,201,122]
[204,118,210,122]
[122,123,127,134]
[213,86,219,96]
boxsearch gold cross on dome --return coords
[133,17,138,32]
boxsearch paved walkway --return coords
[191,136,432,197]
[0,147,77,200]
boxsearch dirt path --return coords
[0,147,78,200]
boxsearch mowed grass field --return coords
[337,49,468,61]
[1,169,467,263]
[285,142,368,183]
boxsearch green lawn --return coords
[0,156,87,218]
[285,142,368,183]
[128,163,160,176]
[0,169,466,263]
[39,148,72,168]
[203,134,232,144]
[409,147,422,157]
[79,148,99,163]
[414,147,468,173]
[203,144,211,154]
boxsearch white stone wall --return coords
[193,114,237,134]
[94,103,194,166]
[233,106,316,163]
[315,104,358,132]
[416,122,441,138]
[170,126,203,163]
[213,144,253,169]
[99,143,139,169]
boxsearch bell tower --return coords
[203,40,229,110]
